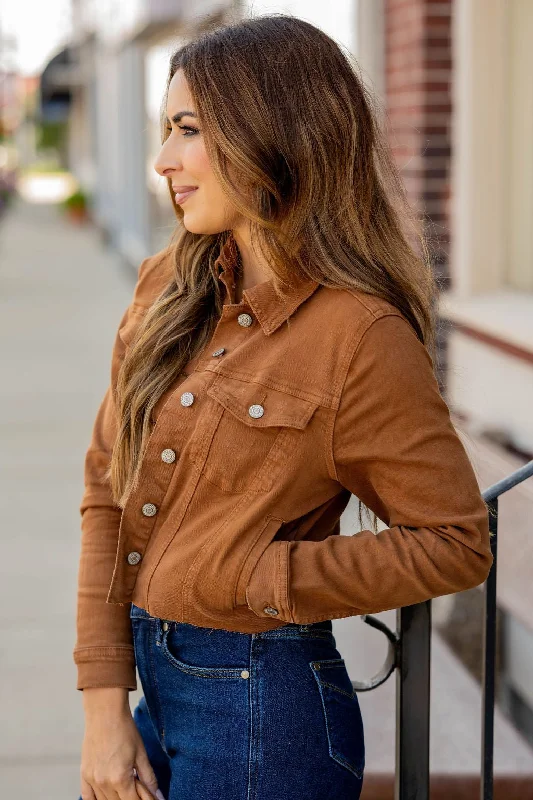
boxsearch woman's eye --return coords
[164,124,199,139]
[177,124,199,137]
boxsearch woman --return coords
[75,14,493,800]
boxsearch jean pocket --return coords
[309,658,365,780]
[160,625,249,679]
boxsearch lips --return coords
[173,186,198,205]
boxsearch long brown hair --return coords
[108,14,439,530]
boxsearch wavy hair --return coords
[107,13,439,534]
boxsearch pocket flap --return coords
[207,374,319,429]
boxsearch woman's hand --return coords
[80,688,165,800]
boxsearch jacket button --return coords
[241,670,250,679]
[161,448,176,463]
[237,313,253,327]
[212,347,225,357]
[127,551,142,565]
[263,606,279,616]
[248,404,264,419]
[162,622,169,631]
[180,391,195,406]
[142,502,157,517]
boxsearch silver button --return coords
[142,502,157,517]
[212,347,225,357]
[237,313,253,327]
[161,448,176,463]
[127,551,142,565]
[248,404,264,419]
[180,391,195,406]
[263,606,279,616]
[162,622,169,631]
[241,670,250,679]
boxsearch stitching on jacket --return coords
[327,311,406,483]
[283,541,292,622]
[207,367,330,407]
[73,645,135,661]
[181,489,258,619]
[342,287,402,320]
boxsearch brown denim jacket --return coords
[73,236,493,690]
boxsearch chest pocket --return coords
[192,373,320,494]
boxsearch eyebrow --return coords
[166,110,197,124]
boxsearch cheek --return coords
[190,145,234,214]
[181,141,240,232]
[186,140,211,180]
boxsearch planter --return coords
[61,188,91,223]
[65,205,89,224]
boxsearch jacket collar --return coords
[214,235,320,336]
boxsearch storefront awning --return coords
[39,46,82,122]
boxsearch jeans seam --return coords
[247,636,261,800]
[310,659,364,780]
[148,618,169,757]
[246,635,254,800]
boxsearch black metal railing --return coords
[351,459,533,800]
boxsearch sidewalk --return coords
[0,197,141,798]
[1,196,532,798]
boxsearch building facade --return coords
[358,0,533,751]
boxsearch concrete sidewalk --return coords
[0,197,141,798]
[1,196,532,798]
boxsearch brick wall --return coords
[384,0,453,384]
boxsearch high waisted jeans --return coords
[80,602,365,800]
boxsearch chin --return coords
[182,214,226,236]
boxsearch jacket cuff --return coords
[245,541,292,621]
[74,647,137,691]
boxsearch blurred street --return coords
[0,196,146,797]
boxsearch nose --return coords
[154,137,181,178]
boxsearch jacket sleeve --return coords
[73,259,155,691]
[245,311,493,623]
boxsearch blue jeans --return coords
[81,602,365,800]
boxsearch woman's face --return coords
[154,69,242,235]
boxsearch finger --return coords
[90,786,111,800]
[135,753,163,800]
[119,771,153,800]
[81,774,111,800]
[90,772,133,800]
[134,779,159,800]
[80,776,98,800]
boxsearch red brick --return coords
[385,0,452,286]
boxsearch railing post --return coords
[347,460,531,799]
[395,600,432,800]
[481,496,498,800]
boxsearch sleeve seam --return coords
[327,311,407,484]
[73,646,134,662]
[74,645,134,651]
